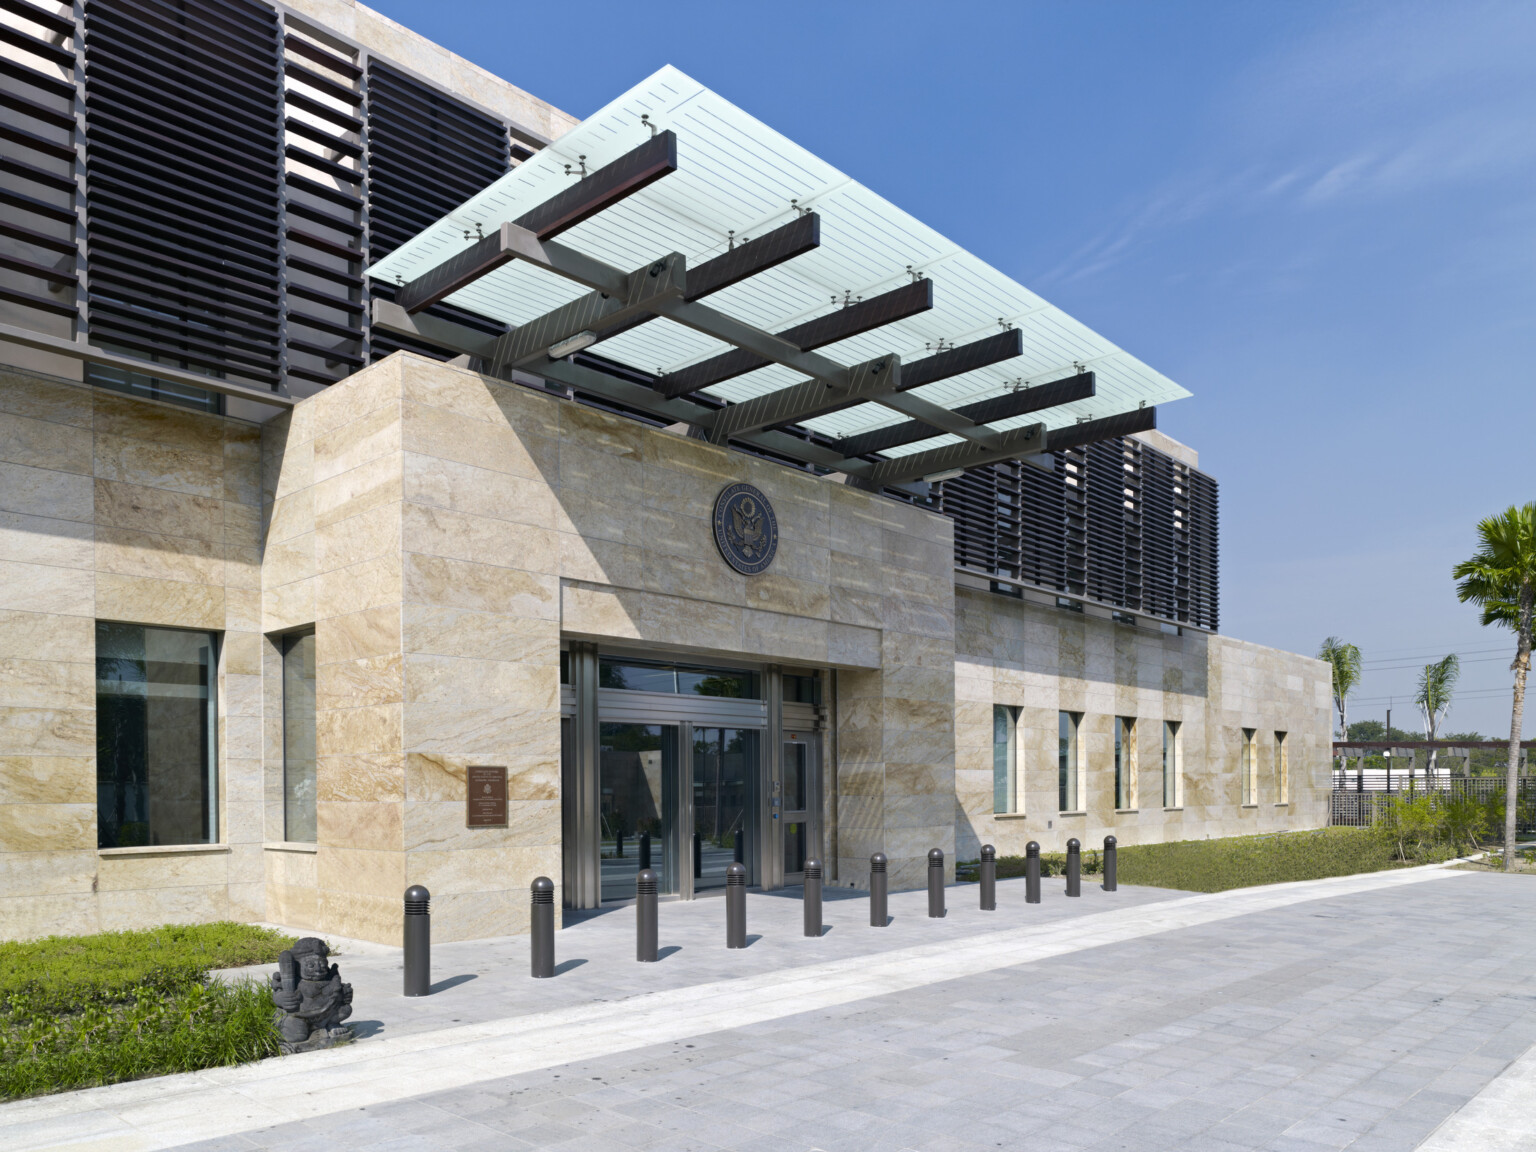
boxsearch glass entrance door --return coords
[599,723,679,902]
[691,727,760,891]
[782,736,813,880]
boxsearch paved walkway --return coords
[4,865,1536,1152]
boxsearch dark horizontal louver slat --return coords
[364,59,509,365]
[935,436,1218,630]
[82,0,283,387]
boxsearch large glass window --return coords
[600,658,759,699]
[96,622,218,849]
[993,704,1019,814]
[282,632,316,843]
[1163,720,1181,808]
[600,723,679,901]
[693,727,759,889]
[1058,711,1080,812]
[1115,717,1136,810]
[1241,728,1257,805]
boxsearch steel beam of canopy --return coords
[486,252,687,373]
[656,279,933,399]
[370,299,877,478]
[394,131,678,313]
[1046,405,1157,451]
[866,422,1047,486]
[838,370,1095,458]
[898,329,1023,392]
[704,355,900,445]
[591,213,822,345]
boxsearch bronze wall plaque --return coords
[466,765,507,828]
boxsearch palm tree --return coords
[1318,637,1362,786]
[1415,653,1460,782]
[1454,503,1536,873]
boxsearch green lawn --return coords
[964,826,1436,894]
[1,922,297,1100]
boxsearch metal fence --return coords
[1330,777,1536,834]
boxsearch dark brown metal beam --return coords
[395,131,678,312]
[585,213,822,346]
[865,422,1047,486]
[704,355,900,445]
[898,329,1023,392]
[838,370,1095,458]
[655,278,933,399]
[1046,405,1156,452]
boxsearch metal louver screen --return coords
[80,0,284,389]
[365,59,509,364]
[934,438,1219,631]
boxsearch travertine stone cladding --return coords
[0,368,264,941]
[954,586,1331,857]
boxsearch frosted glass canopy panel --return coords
[370,65,1189,446]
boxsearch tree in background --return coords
[1318,637,1362,782]
[1415,653,1460,781]
[1453,502,1536,872]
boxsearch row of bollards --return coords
[399,834,1123,994]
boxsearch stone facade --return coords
[0,355,1330,943]
[955,582,1332,856]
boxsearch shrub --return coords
[0,922,296,1100]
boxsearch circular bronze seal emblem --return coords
[713,482,778,575]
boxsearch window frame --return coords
[992,704,1020,815]
[95,621,220,849]
[1241,727,1257,805]
[1162,720,1182,808]
[281,629,317,844]
[1058,711,1082,813]
[1275,731,1289,805]
[1114,716,1137,810]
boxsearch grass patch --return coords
[1,922,297,1100]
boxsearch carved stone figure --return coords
[270,936,354,1053]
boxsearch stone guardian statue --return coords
[270,936,354,1053]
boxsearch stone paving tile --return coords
[158,873,1536,1152]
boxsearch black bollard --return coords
[1103,835,1117,892]
[803,858,823,938]
[928,848,945,918]
[725,861,747,948]
[530,876,555,977]
[636,868,658,962]
[639,831,652,872]
[869,852,888,927]
[733,829,745,865]
[403,884,430,997]
[1025,841,1041,904]
[693,832,702,878]
[616,830,624,858]
[1065,838,1081,897]
[979,844,996,911]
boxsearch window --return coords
[1112,611,1137,627]
[1115,717,1136,809]
[784,672,821,705]
[1163,720,1181,807]
[1058,711,1081,812]
[993,705,1020,814]
[96,623,218,849]
[1275,731,1289,804]
[599,658,759,699]
[1056,597,1083,613]
[282,632,317,842]
[1241,728,1257,805]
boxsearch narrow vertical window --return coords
[993,705,1019,814]
[1115,717,1136,809]
[1058,711,1080,812]
[282,631,317,842]
[1163,720,1181,808]
[1275,731,1288,804]
[96,622,218,848]
[1241,728,1257,805]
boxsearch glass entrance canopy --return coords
[370,65,1188,469]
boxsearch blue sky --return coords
[372,0,1536,738]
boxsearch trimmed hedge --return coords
[1,922,296,1100]
[962,827,1427,895]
